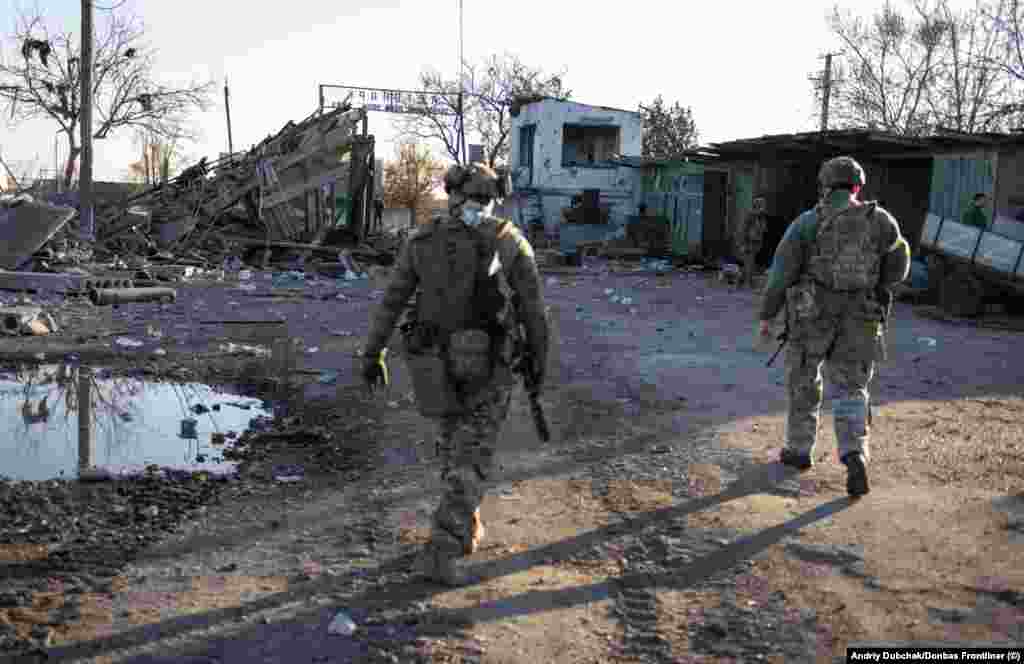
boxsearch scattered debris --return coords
[0,306,57,336]
[0,194,76,270]
[328,610,358,636]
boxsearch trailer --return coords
[918,212,1024,317]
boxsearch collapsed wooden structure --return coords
[97,104,377,256]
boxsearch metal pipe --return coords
[89,287,177,306]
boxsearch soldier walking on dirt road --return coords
[757,156,910,497]
[360,163,550,585]
[736,195,768,289]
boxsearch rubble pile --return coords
[0,105,402,317]
[96,104,375,257]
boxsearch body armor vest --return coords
[807,201,883,292]
[414,219,511,337]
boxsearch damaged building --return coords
[508,97,643,254]
[703,129,1024,268]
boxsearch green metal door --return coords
[929,156,993,224]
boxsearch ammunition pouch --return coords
[401,320,442,355]
[447,328,494,394]
[402,321,462,417]
[404,348,463,418]
[786,280,820,328]
[403,323,506,417]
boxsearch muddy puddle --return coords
[0,364,272,481]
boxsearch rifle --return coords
[511,323,550,442]
[766,327,789,367]
[869,286,894,428]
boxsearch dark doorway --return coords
[702,171,728,260]
[758,163,819,267]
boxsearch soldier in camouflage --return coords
[361,163,549,585]
[736,195,768,289]
[757,156,910,497]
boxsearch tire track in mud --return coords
[574,430,830,663]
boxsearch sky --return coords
[0,0,979,183]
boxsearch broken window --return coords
[519,125,536,168]
[561,124,620,168]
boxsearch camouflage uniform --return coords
[736,205,767,288]
[760,157,910,495]
[363,164,549,584]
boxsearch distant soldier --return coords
[361,163,549,585]
[736,195,768,289]
[757,156,910,497]
[960,192,989,230]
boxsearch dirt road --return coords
[2,263,1022,663]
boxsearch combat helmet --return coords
[818,156,866,189]
[444,163,509,204]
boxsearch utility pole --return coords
[224,77,234,156]
[457,0,466,165]
[812,51,843,133]
[820,53,834,132]
[80,0,95,240]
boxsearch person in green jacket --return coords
[960,193,989,229]
[756,156,911,497]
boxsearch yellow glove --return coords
[361,348,389,392]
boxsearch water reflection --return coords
[0,364,272,481]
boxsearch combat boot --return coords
[842,452,870,497]
[464,508,485,555]
[779,448,813,471]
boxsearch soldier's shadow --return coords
[463,461,823,585]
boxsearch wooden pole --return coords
[820,53,833,133]
[224,77,234,155]
[80,0,95,239]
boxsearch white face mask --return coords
[460,200,493,227]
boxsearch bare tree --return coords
[0,8,215,189]
[639,95,699,160]
[470,53,569,168]
[927,0,1017,132]
[824,0,1021,135]
[391,68,466,166]
[0,152,40,191]
[383,142,444,229]
[984,0,1024,124]
[394,53,569,168]
[824,0,949,135]
[126,129,182,188]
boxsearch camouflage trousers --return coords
[430,383,513,557]
[738,249,760,288]
[784,343,874,462]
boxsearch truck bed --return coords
[919,213,1024,290]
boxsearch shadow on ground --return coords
[41,462,852,663]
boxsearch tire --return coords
[940,270,984,318]
[1003,296,1024,317]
